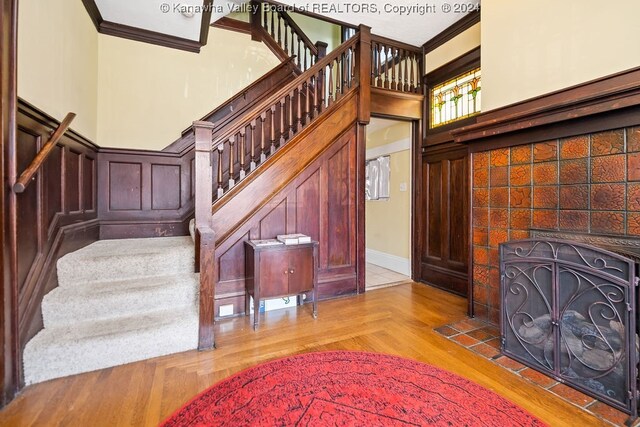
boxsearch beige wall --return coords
[97,28,280,149]
[18,0,99,141]
[425,23,480,74]
[366,121,411,260]
[482,0,640,111]
[290,12,342,54]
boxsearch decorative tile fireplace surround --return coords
[471,126,640,325]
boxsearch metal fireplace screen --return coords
[500,239,638,418]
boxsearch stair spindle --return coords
[270,9,275,38]
[279,99,286,144]
[263,4,268,32]
[287,92,294,138]
[403,50,409,92]
[316,70,323,114]
[259,112,267,162]
[370,43,376,87]
[217,145,224,199]
[228,136,236,189]
[305,80,311,121]
[277,14,282,45]
[304,48,308,71]
[297,38,302,69]
[250,120,257,171]
[270,105,277,154]
[378,43,384,88]
[409,55,415,92]
[296,85,302,131]
[351,48,356,87]
[328,62,334,106]
[284,22,289,55]
[239,129,246,180]
[392,47,397,90]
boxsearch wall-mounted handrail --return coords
[13,112,76,193]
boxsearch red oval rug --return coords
[162,351,547,426]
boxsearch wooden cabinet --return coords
[245,241,318,329]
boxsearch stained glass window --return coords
[430,68,481,128]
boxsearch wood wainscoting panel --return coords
[13,101,100,385]
[214,124,360,311]
[98,149,194,239]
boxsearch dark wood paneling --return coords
[151,164,181,210]
[370,88,423,120]
[98,150,193,239]
[108,162,142,211]
[417,146,469,296]
[214,121,361,310]
[11,101,99,394]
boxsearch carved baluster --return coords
[287,91,295,138]
[216,144,224,198]
[297,37,302,69]
[263,4,268,31]
[239,129,246,180]
[391,47,397,90]
[296,84,303,131]
[386,46,392,89]
[270,105,277,154]
[304,47,308,71]
[409,54,415,92]
[378,43,384,88]
[328,61,334,106]
[317,69,324,113]
[250,120,257,171]
[228,136,236,189]
[305,80,311,122]
[284,22,289,55]
[259,112,267,162]
[277,13,282,45]
[350,47,356,88]
[371,42,376,87]
[270,9,275,38]
[402,50,408,92]
[341,52,347,96]
[279,99,286,144]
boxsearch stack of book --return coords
[276,234,312,245]
[252,239,283,247]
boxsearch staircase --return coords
[20,7,425,385]
[23,237,198,384]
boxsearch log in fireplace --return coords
[500,236,639,422]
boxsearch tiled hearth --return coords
[471,126,640,324]
[435,319,635,426]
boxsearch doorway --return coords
[365,118,413,290]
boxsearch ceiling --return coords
[92,0,480,47]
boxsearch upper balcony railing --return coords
[370,35,422,94]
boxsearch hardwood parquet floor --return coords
[0,283,608,426]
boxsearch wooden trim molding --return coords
[199,0,214,45]
[81,0,204,53]
[1,0,18,408]
[212,17,252,35]
[422,10,480,53]
[452,66,640,150]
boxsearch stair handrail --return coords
[210,32,361,153]
[277,9,319,58]
[13,112,76,193]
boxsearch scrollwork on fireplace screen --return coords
[500,239,638,419]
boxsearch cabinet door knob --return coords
[289,269,295,274]
[284,270,289,275]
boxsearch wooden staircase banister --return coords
[13,112,76,194]
[210,33,361,152]
[278,10,319,57]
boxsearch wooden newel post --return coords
[315,41,328,60]
[249,0,262,42]
[193,121,216,350]
[357,25,371,124]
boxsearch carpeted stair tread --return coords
[24,235,200,385]
[23,306,198,385]
[57,236,194,287]
[41,273,199,328]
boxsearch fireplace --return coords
[500,237,639,420]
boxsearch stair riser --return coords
[41,285,198,328]
[57,253,194,287]
[23,316,198,385]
